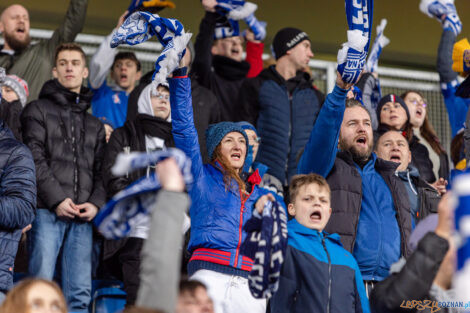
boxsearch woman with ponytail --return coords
[168,60,267,313]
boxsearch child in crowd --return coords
[269,174,370,313]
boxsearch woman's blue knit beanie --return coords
[205,122,249,160]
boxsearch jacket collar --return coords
[212,55,250,81]
[288,218,342,245]
[38,79,92,112]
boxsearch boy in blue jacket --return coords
[269,173,370,313]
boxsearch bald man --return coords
[0,0,88,101]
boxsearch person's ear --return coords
[82,67,89,79]
[287,203,296,216]
[136,71,142,81]
[329,207,332,215]
[52,67,58,79]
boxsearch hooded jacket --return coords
[298,85,412,280]
[21,79,106,210]
[271,219,370,313]
[0,0,88,101]
[169,75,262,277]
[238,65,324,185]
[0,98,22,141]
[0,120,36,291]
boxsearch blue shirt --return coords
[91,82,129,129]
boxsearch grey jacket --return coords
[0,0,88,101]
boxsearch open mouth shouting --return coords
[310,209,322,222]
[415,107,423,119]
[355,135,368,148]
[389,153,401,163]
[230,152,241,162]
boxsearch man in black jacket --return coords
[375,130,442,228]
[21,43,106,312]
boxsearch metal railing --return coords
[1,28,454,149]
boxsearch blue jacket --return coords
[441,79,470,137]
[238,66,323,185]
[91,82,129,129]
[298,85,412,280]
[169,75,261,277]
[0,120,36,291]
[271,219,370,313]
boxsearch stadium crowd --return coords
[0,0,470,312]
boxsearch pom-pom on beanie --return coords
[205,122,249,161]
[271,27,310,60]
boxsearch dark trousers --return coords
[104,237,144,306]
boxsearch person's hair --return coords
[0,278,67,313]
[179,279,207,295]
[374,129,410,151]
[450,131,465,166]
[54,43,87,66]
[289,174,331,203]
[400,90,446,155]
[157,84,169,93]
[211,144,246,194]
[112,52,141,72]
[345,98,372,119]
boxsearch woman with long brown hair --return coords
[401,90,449,182]
[168,63,267,313]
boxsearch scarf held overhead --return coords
[337,0,374,84]
[111,11,192,92]
[94,148,192,240]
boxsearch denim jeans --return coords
[28,209,92,313]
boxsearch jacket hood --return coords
[397,165,420,181]
[137,84,171,122]
[213,55,250,81]
[0,119,15,140]
[38,79,92,112]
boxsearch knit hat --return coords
[452,38,470,74]
[205,122,249,160]
[271,27,310,60]
[407,214,438,252]
[376,93,410,122]
[1,74,29,106]
[236,121,257,135]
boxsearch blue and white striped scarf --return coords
[337,0,374,84]
[111,11,191,92]
[366,19,389,73]
[214,0,266,41]
[240,200,288,299]
[94,149,192,240]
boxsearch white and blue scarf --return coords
[214,0,266,41]
[111,11,191,92]
[337,0,374,84]
[240,200,288,299]
[94,149,193,240]
[365,19,389,73]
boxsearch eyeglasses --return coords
[153,93,170,101]
[409,100,427,108]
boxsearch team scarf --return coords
[451,170,470,304]
[240,200,288,299]
[111,11,192,93]
[94,148,193,240]
[366,18,389,73]
[214,0,266,41]
[337,0,374,84]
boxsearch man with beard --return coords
[0,0,88,101]
[298,73,413,294]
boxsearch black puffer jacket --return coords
[0,98,22,141]
[21,79,106,210]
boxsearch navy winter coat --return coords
[238,66,324,185]
[0,120,36,291]
[169,75,261,277]
[271,219,370,313]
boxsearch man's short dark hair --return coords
[112,52,141,72]
[345,98,372,119]
[54,43,87,66]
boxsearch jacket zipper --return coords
[234,188,254,267]
[321,237,332,313]
[285,90,293,186]
[71,96,79,202]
